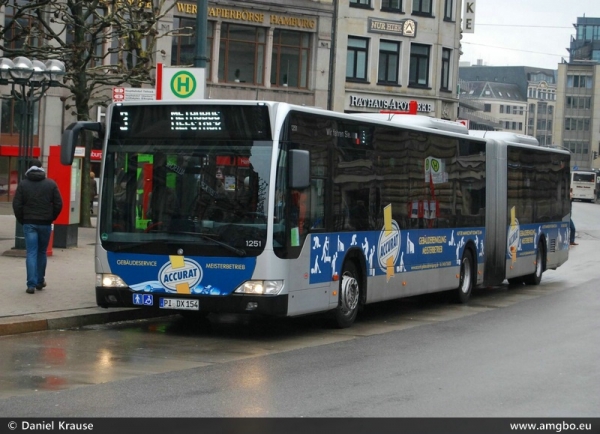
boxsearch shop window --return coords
[270,29,311,88]
[218,23,266,85]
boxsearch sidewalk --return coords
[0,203,166,336]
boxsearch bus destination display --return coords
[171,110,222,131]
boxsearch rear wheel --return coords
[455,250,474,303]
[523,243,544,285]
[332,262,361,328]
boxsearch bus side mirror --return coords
[61,121,103,166]
[289,149,310,190]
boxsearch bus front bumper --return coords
[96,287,288,316]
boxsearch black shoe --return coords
[26,287,35,294]
[36,280,46,290]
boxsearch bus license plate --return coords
[160,298,199,311]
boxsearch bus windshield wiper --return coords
[173,231,247,257]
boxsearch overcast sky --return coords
[460,0,600,70]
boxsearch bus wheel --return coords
[455,250,474,303]
[332,262,361,328]
[523,243,544,285]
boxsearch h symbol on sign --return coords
[176,75,191,92]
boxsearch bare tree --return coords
[0,0,176,227]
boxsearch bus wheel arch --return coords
[331,252,366,328]
[455,245,476,304]
[523,238,546,286]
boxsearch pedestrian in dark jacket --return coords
[12,159,63,294]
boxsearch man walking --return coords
[12,159,63,294]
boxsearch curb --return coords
[0,307,174,337]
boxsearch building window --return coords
[378,40,399,84]
[412,0,432,15]
[350,0,371,8]
[519,122,523,131]
[444,0,454,20]
[537,119,546,130]
[218,23,266,85]
[484,104,491,112]
[172,18,214,80]
[271,29,311,88]
[347,36,369,81]
[567,75,592,88]
[381,0,402,12]
[440,48,451,90]
[409,43,430,87]
[4,1,42,51]
[1,99,39,137]
[500,105,504,114]
[538,103,547,115]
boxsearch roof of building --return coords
[459,81,525,102]
[458,66,557,98]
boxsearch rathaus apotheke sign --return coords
[349,96,433,112]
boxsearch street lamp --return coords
[0,56,65,250]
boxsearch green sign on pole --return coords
[170,71,197,99]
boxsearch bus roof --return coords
[349,113,469,135]
[467,130,539,146]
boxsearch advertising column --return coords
[48,145,81,248]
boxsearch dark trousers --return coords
[570,219,576,244]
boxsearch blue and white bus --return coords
[60,101,571,328]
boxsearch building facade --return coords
[0,0,466,203]
[553,17,600,170]
[331,0,463,118]
[459,65,557,142]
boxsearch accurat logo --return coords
[159,257,202,292]
[378,220,401,274]
[507,219,520,258]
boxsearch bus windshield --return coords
[98,103,273,257]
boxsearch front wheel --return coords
[331,262,361,328]
[455,250,474,303]
[523,243,544,285]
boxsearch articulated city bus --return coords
[60,101,571,328]
[570,170,597,202]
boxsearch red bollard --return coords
[47,224,54,256]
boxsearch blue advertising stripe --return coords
[310,227,485,284]
[107,252,256,295]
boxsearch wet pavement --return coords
[0,203,164,336]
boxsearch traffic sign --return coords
[156,63,205,101]
[112,87,155,102]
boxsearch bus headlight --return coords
[234,280,284,295]
[97,274,128,288]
